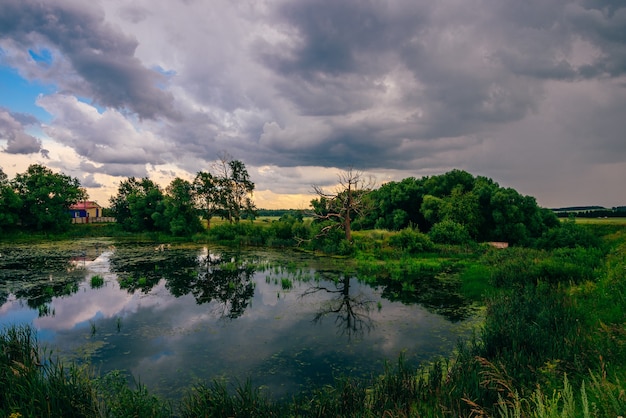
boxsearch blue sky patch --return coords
[28,48,54,66]
[0,65,55,122]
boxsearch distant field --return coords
[574,217,626,225]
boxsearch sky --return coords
[0,0,625,210]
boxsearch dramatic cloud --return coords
[0,0,624,207]
[0,108,43,154]
[0,0,179,120]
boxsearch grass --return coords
[573,217,626,225]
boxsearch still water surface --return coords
[0,239,479,401]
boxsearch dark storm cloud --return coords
[258,0,428,117]
[565,4,626,77]
[251,0,626,171]
[0,108,42,154]
[0,0,179,120]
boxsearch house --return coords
[69,201,102,219]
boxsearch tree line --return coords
[2,162,590,249]
[0,157,256,236]
[109,156,256,236]
[311,168,563,247]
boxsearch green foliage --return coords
[0,325,99,417]
[0,168,22,233]
[207,222,268,246]
[368,177,426,231]
[110,177,166,233]
[486,247,603,288]
[536,216,603,249]
[8,164,86,232]
[365,169,558,245]
[429,219,472,244]
[309,221,355,255]
[387,227,434,254]
[162,178,203,236]
[95,370,171,418]
[180,379,282,418]
[481,284,588,388]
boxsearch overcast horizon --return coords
[1,0,625,209]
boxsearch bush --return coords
[536,217,603,249]
[428,220,472,245]
[207,222,268,246]
[309,221,354,255]
[388,227,434,254]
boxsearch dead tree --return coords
[311,168,375,242]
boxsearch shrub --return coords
[428,220,472,245]
[388,227,434,254]
[536,217,602,249]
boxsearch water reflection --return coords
[374,271,475,322]
[109,246,257,318]
[170,250,256,318]
[0,246,88,315]
[303,275,375,338]
[109,244,200,293]
[0,240,480,401]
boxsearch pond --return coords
[0,239,480,402]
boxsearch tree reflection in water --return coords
[110,245,256,319]
[184,251,256,319]
[302,274,375,338]
[0,246,87,316]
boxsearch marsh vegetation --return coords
[1,218,625,416]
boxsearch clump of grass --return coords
[0,325,99,417]
[95,370,172,418]
[90,274,104,288]
[280,278,293,290]
[180,379,282,418]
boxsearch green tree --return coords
[161,178,203,236]
[214,155,256,223]
[11,164,86,232]
[428,219,472,245]
[420,194,444,226]
[368,177,424,230]
[193,171,221,229]
[0,168,22,232]
[109,177,165,232]
[439,186,481,239]
[226,159,256,223]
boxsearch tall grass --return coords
[0,325,98,417]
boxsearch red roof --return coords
[69,201,101,210]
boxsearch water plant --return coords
[280,278,293,290]
[90,274,104,288]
